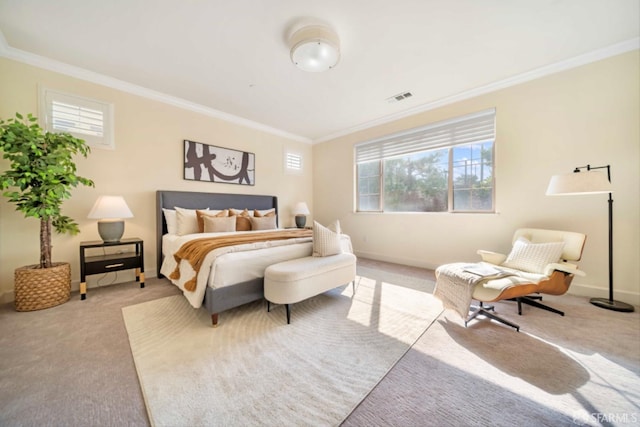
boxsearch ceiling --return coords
[0,0,638,143]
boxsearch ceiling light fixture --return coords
[289,24,340,72]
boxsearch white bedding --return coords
[161,229,352,308]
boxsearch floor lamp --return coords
[546,164,634,312]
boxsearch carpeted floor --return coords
[0,258,638,426]
[122,266,442,426]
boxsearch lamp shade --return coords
[289,25,340,72]
[546,171,612,196]
[292,202,310,215]
[88,196,134,219]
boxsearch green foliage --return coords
[0,113,94,267]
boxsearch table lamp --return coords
[292,202,310,228]
[88,195,133,243]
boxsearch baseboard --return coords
[568,282,639,307]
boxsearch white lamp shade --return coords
[88,196,134,219]
[292,202,310,215]
[289,25,340,72]
[546,171,612,196]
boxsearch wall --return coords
[314,51,640,305]
[0,58,313,302]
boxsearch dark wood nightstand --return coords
[79,237,144,300]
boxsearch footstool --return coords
[264,252,357,324]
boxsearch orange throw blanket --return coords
[169,229,313,291]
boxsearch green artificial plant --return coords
[0,113,94,269]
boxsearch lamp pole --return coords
[574,165,634,312]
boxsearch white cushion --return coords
[502,237,565,274]
[175,207,205,236]
[312,220,341,257]
[162,208,177,235]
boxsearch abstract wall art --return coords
[183,140,255,186]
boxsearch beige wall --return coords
[314,51,640,305]
[0,58,313,302]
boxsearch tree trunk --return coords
[40,217,52,269]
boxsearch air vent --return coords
[386,91,413,103]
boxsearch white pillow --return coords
[203,215,236,233]
[502,237,565,274]
[162,208,177,235]
[175,207,205,236]
[312,220,342,257]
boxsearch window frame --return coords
[38,86,115,150]
[355,109,496,214]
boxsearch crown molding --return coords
[2,30,637,146]
[0,30,311,144]
[313,37,640,144]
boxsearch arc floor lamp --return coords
[546,164,634,312]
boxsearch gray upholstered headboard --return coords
[156,190,278,277]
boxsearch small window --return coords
[284,151,303,174]
[39,86,115,149]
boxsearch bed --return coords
[156,190,348,326]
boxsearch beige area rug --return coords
[122,267,442,427]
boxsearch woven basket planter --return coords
[14,262,71,311]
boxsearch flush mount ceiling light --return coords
[289,24,340,72]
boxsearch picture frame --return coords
[183,139,255,186]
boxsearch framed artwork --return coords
[183,140,255,186]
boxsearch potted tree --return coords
[0,113,94,311]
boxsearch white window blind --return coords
[284,151,303,174]
[355,108,495,163]
[39,86,115,149]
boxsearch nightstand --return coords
[79,237,145,300]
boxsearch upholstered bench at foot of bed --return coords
[264,253,357,324]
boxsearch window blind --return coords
[355,108,496,164]
[51,100,104,137]
[39,86,114,149]
[285,152,303,170]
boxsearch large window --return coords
[355,109,495,213]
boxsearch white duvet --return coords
[160,229,352,308]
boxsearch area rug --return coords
[122,268,442,427]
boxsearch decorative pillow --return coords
[229,208,254,217]
[249,215,277,230]
[162,208,177,235]
[230,208,252,231]
[202,215,236,233]
[196,209,228,232]
[175,207,207,236]
[502,237,565,274]
[254,209,276,217]
[312,220,342,257]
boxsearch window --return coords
[39,86,114,149]
[355,109,495,213]
[284,151,303,174]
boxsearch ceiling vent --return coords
[386,91,413,103]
